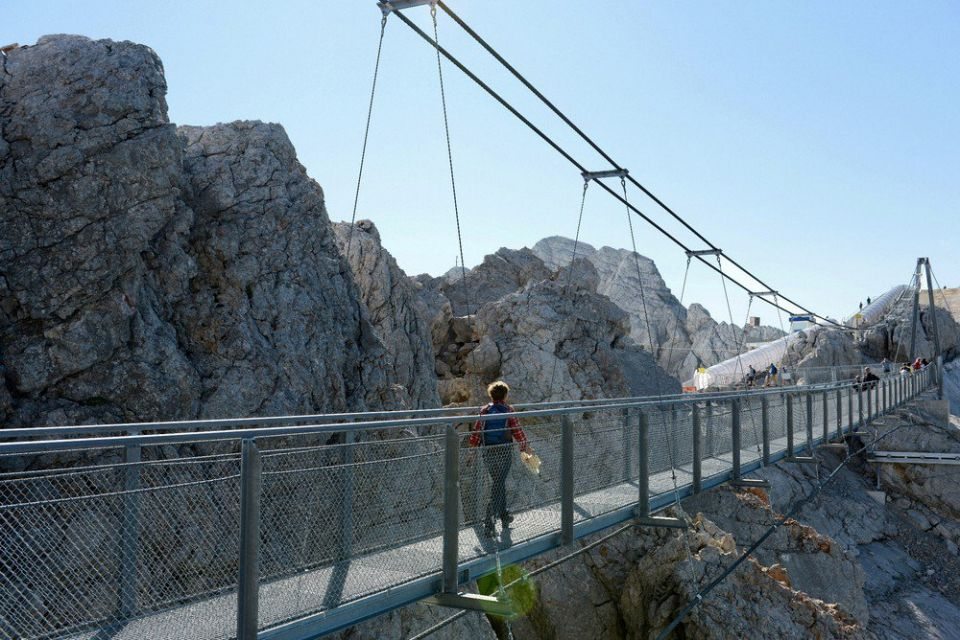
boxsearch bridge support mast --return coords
[908,258,924,362]
[923,257,944,399]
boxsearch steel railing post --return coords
[705,401,714,457]
[237,439,262,640]
[732,399,742,481]
[561,415,575,544]
[822,391,829,445]
[847,386,854,435]
[867,384,873,424]
[442,424,460,594]
[761,396,770,466]
[119,431,141,619]
[692,404,702,492]
[806,393,814,453]
[622,408,631,482]
[937,355,944,399]
[786,394,795,457]
[670,406,679,470]
[857,383,864,431]
[341,430,356,562]
[835,388,842,441]
[638,411,650,518]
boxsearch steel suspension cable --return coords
[620,177,698,581]
[547,180,591,397]
[717,255,749,385]
[346,14,389,257]
[431,5,472,314]
[715,258,762,448]
[317,15,390,610]
[384,7,813,324]
[432,0,834,328]
[663,256,693,374]
[771,293,789,368]
[622,176,662,384]
[930,265,956,321]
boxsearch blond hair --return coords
[487,380,510,403]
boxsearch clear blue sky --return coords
[6,1,958,326]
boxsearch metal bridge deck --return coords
[60,461,744,640]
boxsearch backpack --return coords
[769,364,778,375]
[481,403,513,446]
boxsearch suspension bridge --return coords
[1,2,955,640]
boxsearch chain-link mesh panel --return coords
[0,450,242,640]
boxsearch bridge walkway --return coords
[0,369,933,640]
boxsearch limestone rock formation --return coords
[618,512,861,640]
[439,247,552,317]
[532,237,785,377]
[433,277,679,406]
[334,220,442,409]
[0,35,390,430]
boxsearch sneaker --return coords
[500,512,514,527]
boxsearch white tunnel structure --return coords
[686,284,912,389]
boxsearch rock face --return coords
[618,512,861,640]
[427,257,679,406]
[532,237,785,378]
[334,220,441,409]
[439,247,552,317]
[0,35,390,429]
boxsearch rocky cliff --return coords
[333,220,442,409]
[0,36,395,430]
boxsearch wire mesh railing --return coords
[0,366,935,640]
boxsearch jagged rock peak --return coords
[0,35,390,427]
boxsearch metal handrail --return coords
[0,378,876,453]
